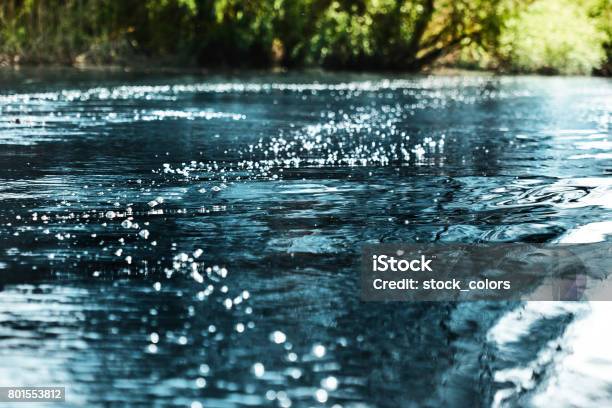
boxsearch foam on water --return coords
[489,217,612,407]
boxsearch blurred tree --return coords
[307,0,521,70]
[191,0,276,67]
[498,0,607,74]
[0,0,609,73]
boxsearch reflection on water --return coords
[0,70,610,407]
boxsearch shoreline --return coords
[1,64,607,78]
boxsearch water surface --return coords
[0,70,610,407]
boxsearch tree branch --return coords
[414,33,471,68]
[405,0,434,62]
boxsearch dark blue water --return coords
[0,70,610,407]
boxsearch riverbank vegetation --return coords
[0,0,610,74]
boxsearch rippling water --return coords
[0,69,610,407]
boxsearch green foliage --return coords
[0,0,609,74]
[498,0,607,74]
[308,0,413,68]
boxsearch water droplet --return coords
[312,344,326,358]
[252,362,265,378]
[223,298,232,309]
[322,376,338,391]
[287,367,302,379]
[270,331,287,344]
[315,389,328,403]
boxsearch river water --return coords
[0,70,610,407]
